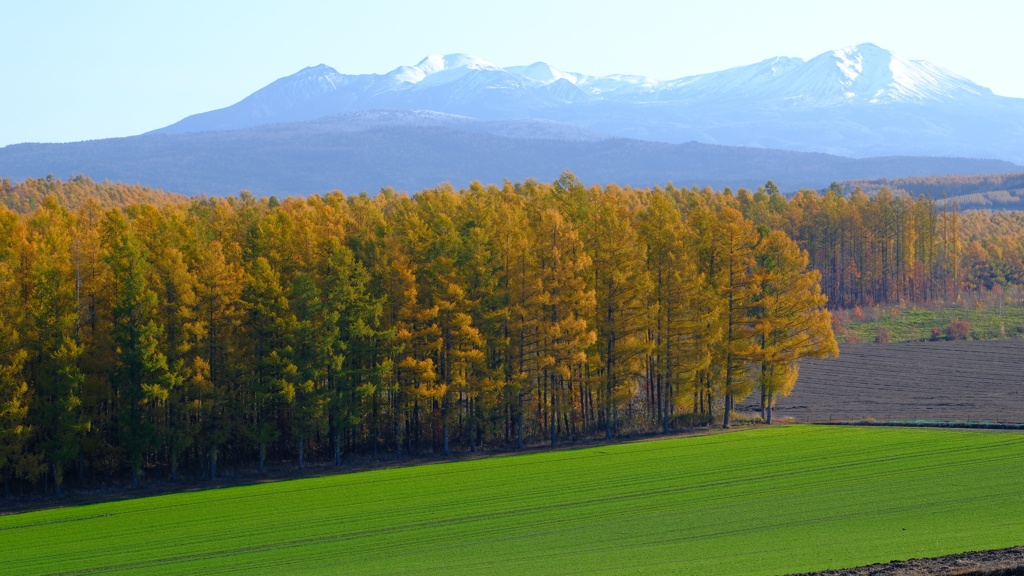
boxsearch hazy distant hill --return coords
[149,45,1024,164]
[1,112,1019,197]
[838,173,1024,210]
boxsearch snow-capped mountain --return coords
[764,44,990,104]
[149,44,1024,163]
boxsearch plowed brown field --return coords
[790,546,1024,575]
[739,339,1024,423]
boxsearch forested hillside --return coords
[3,174,1023,496]
[841,172,1024,198]
[0,175,187,213]
[2,117,1018,196]
[838,172,1024,210]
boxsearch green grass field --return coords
[839,301,1024,342]
[3,426,1023,575]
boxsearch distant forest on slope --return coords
[2,174,1024,495]
[0,175,189,213]
[839,172,1024,210]
[1,121,1019,196]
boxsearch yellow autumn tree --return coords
[639,193,718,433]
[0,207,31,497]
[584,186,652,438]
[752,230,838,423]
[713,207,761,429]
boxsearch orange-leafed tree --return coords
[712,207,761,429]
[0,207,31,497]
[584,187,652,438]
[536,207,596,444]
[751,230,838,423]
[639,193,717,433]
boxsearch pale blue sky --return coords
[2,0,1021,147]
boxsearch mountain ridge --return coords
[4,111,1018,198]
[5,45,1024,198]
[146,44,1024,163]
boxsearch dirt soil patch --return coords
[739,339,1024,424]
[790,546,1024,575]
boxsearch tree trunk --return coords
[258,442,266,474]
[663,382,671,435]
[329,415,338,466]
[761,386,767,420]
[372,391,380,458]
[517,393,524,450]
[583,388,590,436]
[468,397,476,453]
[53,462,63,497]
[171,448,178,483]
[413,400,420,455]
[766,393,774,424]
[605,391,613,440]
[550,410,557,446]
[210,445,218,479]
[605,359,613,441]
[759,361,769,421]
[394,410,403,460]
[130,400,140,489]
[334,430,343,466]
[298,438,305,471]
[550,377,557,446]
[442,395,451,457]
[723,394,732,429]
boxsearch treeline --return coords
[736,183,1024,307]
[0,175,188,214]
[6,175,1024,306]
[957,210,1024,290]
[838,172,1024,199]
[0,174,837,496]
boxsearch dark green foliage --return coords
[104,211,169,487]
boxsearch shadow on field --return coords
[0,423,759,516]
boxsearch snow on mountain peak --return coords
[371,46,990,104]
[152,43,1020,164]
[831,46,868,82]
[220,44,1000,128]
[288,64,343,84]
[660,56,804,99]
[419,53,500,73]
[506,62,579,85]
[290,64,343,82]
[258,64,345,101]
[386,54,503,85]
[301,63,339,74]
[773,43,990,104]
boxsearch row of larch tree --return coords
[739,183,1024,306]
[16,171,993,496]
